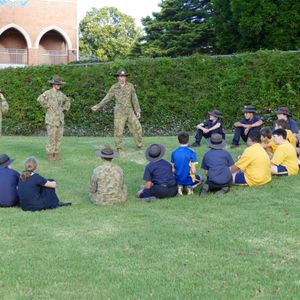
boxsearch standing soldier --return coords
[91,69,143,155]
[37,75,71,161]
[0,89,9,136]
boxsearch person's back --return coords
[0,154,19,207]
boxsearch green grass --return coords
[0,135,300,299]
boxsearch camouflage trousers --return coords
[90,186,128,206]
[114,110,143,151]
[46,125,64,154]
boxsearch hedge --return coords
[0,50,299,136]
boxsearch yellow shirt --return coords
[261,137,277,154]
[286,129,296,148]
[271,141,299,175]
[236,143,271,186]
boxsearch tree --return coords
[79,7,141,61]
[133,0,215,57]
[213,0,300,54]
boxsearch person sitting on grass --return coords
[0,154,19,207]
[171,131,202,196]
[190,109,225,147]
[18,156,71,212]
[200,133,235,196]
[89,145,127,205]
[274,119,297,148]
[230,130,272,186]
[136,144,178,202]
[260,127,277,158]
[231,105,263,148]
[275,107,298,138]
[271,129,299,176]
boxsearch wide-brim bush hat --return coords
[206,133,226,149]
[96,146,117,158]
[145,144,166,162]
[0,154,15,168]
[48,75,65,85]
[242,105,256,113]
[115,69,128,77]
[208,109,223,118]
[276,107,291,116]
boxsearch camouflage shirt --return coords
[95,82,140,114]
[0,92,9,115]
[89,160,128,205]
[37,89,71,126]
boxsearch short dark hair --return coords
[248,130,261,143]
[275,119,288,130]
[273,128,287,140]
[260,127,272,139]
[178,131,189,144]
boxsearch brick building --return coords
[0,0,78,67]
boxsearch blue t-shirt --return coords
[18,173,47,211]
[201,149,234,184]
[240,115,261,128]
[0,168,20,207]
[143,159,176,186]
[171,146,198,185]
[287,118,298,134]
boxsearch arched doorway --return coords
[0,28,28,65]
[38,30,68,64]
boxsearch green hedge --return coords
[0,50,299,136]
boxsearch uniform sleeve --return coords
[37,92,50,109]
[35,174,48,186]
[271,148,285,166]
[0,93,9,114]
[289,119,298,134]
[130,84,141,113]
[94,85,115,110]
[235,148,252,171]
[191,151,198,164]
[143,165,152,181]
[62,94,71,112]
[201,154,208,170]
[227,152,235,167]
[89,172,98,193]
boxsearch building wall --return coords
[0,0,78,64]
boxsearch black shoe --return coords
[190,142,200,147]
[58,201,72,207]
[230,144,239,149]
[215,187,230,195]
[199,183,209,196]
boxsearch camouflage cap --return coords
[48,75,65,85]
[115,69,128,77]
[96,146,117,158]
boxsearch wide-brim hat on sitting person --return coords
[48,75,65,85]
[115,69,128,77]
[206,133,226,150]
[145,144,166,162]
[96,146,117,158]
[276,107,291,116]
[0,154,15,168]
[242,105,256,113]
[208,109,223,118]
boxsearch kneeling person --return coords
[89,146,128,205]
[271,128,299,176]
[137,144,177,202]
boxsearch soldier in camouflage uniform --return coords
[37,76,71,161]
[0,89,9,136]
[89,145,128,205]
[91,70,143,155]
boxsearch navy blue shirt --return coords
[240,115,261,127]
[287,118,298,134]
[0,168,20,207]
[143,159,176,186]
[203,119,225,133]
[201,149,234,184]
[18,173,47,211]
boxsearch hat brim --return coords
[276,110,291,116]
[48,80,65,85]
[208,111,223,118]
[96,150,118,158]
[115,73,128,77]
[206,139,226,149]
[242,109,256,113]
[0,158,14,168]
[145,144,166,162]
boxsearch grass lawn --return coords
[0,135,299,299]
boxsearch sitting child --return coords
[0,154,19,207]
[231,130,272,186]
[190,109,225,147]
[89,145,127,205]
[271,129,299,176]
[260,127,277,158]
[171,131,202,195]
[18,156,71,211]
[137,144,178,202]
[274,119,296,148]
[200,134,234,195]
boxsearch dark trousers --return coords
[140,185,178,199]
[206,178,232,192]
[195,129,225,144]
[40,186,60,209]
[231,127,261,145]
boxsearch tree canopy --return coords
[79,7,141,61]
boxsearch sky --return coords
[77,0,162,26]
